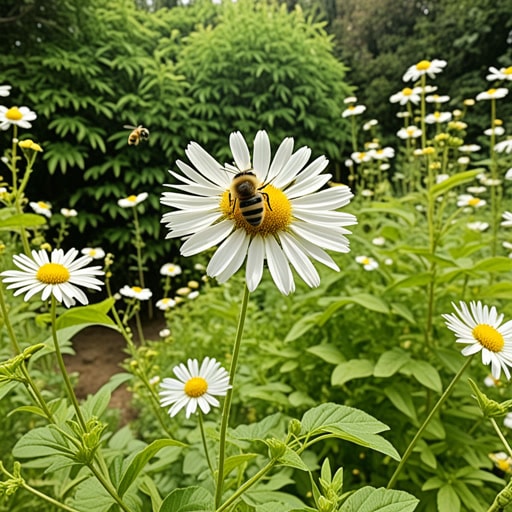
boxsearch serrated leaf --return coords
[231,413,286,442]
[341,486,419,511]
[275,446,310,472]
[331,359,374,386]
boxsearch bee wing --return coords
[123,125,137,130]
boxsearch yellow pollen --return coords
[36,263,70,284]
[472,324,504,352]
[184,376,208,397]
[6,107,23,121]
[468,198,480,206]
[348,105,355,110]
[37,201,49,209]
[132,286,143,293]
[220,184,292,236]
[127,195,137,202]
[505,67,512,76]
[487,88,497,95]
[403,88,413,96]
[416,60,431,71]
[361,257,370,265]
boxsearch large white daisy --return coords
[442,301,512,379]
[161,131,357,295]
[0,106,37,130]
[159,357,230,418]
[1,248,104,307]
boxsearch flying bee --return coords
[229,170,272,227]
[123,124,150,146]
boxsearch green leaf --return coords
[386,272,433,291]
[55,298,116,330]
[222,454,258,478]
[119,439,186,497]
[274,445,310,472]
[374,349,411,378]
[341,486,419,511]
[405,360,442,393]
[231,413,286,442]
[471,256,512,273]
[13,425,74,459]
[331,359,374,386]
[159,486,213,512]
[306,344,345,365]
[285,312,322,342]
[384,385,417,422]
[430,169,482,198]
[0,213,47,230]
[437,485,460,512]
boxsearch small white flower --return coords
[351,151,372,163]
[160,263,182,276]
[159,329,171,338]
[149,376,161,386]
[343,96,357,104]
[159,357,231,418]
[457,156,470,165]
[403,59,447,82]
[397,126,422,139]
[384,258,393,266]
[372,236,386,246]
[476,88,509,101]
[457,194,486,208]
[356,255,378,271]
[396,111,411,119]
[426,94,450,103]
[425,111,452,124]
[342,104,366,117]
[119,285,152,301]
[363,119,378,131]
[118,192,148,208]
[467,221,489,231]
[443,301,512,379]
[436,174,450,184]
[1,248,104,307]
[0,105,37,130]
[466,186,486,195]
[369,147,395,160]
[389,87,422,105]
[487,66,512,82]
[0,85,12,97]
[484,127,505,137]
[504,412,512,429]
[81,247,105,260]
[495,139,512,153]
[156,297,176,310]
[187,291,199,300]
[505,168,512,180]
[458,144,481,153]
[502,211,512,227]
[361,189,374,197]
[29,201,52,218]
[60,208,77,217]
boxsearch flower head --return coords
[81,247,105,260]
[443,301,512,379]
[161,131,357,295]
[457,194,486,208]
[0,106,37,130]
[495,139,512,154]
[119,285,152,301]
[341,104,366,117]
[476,88,509,101]
[356,255,379,271]
[389,87,422,105]
[403,59,447,82]
[397,126,422,140]
[425,111,452,124]
[159,357,230,418]
[1,249,104,307]
[60,208,77,218]
[29,201,52,218]
[118,192,148,208]
[487,66,512,82]
[156,297,176,310]
[0,85,11,97]
[19,139,43,152]
[160,263,182,276]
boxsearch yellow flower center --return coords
[38,201,50,209]
[347,105,355,111]
[220,184,292,236]
[127,195,137,202]
[416,60,431,71]
[402,88,413,96]
[505,67,512,76]
[184,376,208,397]
[487,88,497,95]
[132,286,142,293]
[89,249,97,257]
[472,324,504,352]
[6,107,23,121]
[468,198,480,206]
[36,263,70,284]
[361,257,370,265]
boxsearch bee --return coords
[229,170,272,227]
[123,124,150,146]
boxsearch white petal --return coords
[246,235,265,291]
[214,234,251,284]
[207,229,250,277]
[290,222,351,252]
[180,220,234,256]
[253,131,271,182]
[266,137,294,184]
[278,232,320,288]
[230,131,251,171]
[186,142,228,186]
[285,174,332,199]
[272,146,311,189]
[264,236,294,295]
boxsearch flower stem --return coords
[199,411,214,476]
[49,297,87,431]
[490,417,512,459]
[87,461,131,512]
[386,355,473,489]
[214,284,250,508]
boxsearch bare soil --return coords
[63,317,166,425]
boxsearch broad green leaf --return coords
[405,360,442,393]
[0,381,18,400]
[0,212,46,230]
[55,299,117,330]
[13,425,75,459]
[390,302,417,324]
[341,486,419,511]
[11,404,49,419]
[359,203,417,225]
[159,486,213,512]
[306,344,345,365]
[318,293,390,320]
[384,385,417,422]
[479,282,512,299]
[471,256,512,273]
[285,312,322,342]
[222,453,258,478]
[331,359,374,386]
[231,413,286,442]
[387,272,432,291]
[430,169,481,198]
[118,439,186,496]
[437,485,460,512]
[274,445,310,472]
[374,349,411,377]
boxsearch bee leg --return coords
[262,192,272,211]
[229,193,237,213]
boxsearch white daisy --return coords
[0,85,12,97]
[159,357,231,418]
[60,208,77,217]
[356,255,379,271]
[457,194,486,208]
[119,285,152,301]
[118,192,148,208]
[363,119,378,131]
[466,221,489,232]
[1,248,104,307]
[426,94,450,104]
[160,263,182,276]
[389,87,422,105]
[495,139,512,154]
[29,200,52,218]
[351,151,372,163]
[403,59,447,82]
[81,247,105,260]
[0,105,37,130]
[425,111,452,124]
[156,297,176,310]
[442,301,512,379]
[369,147,394,160]
[397,126,422,139]
[160,131,357,295]
[484,127,506,137]
[458,144,481,153]
[502,211,512,227]
[487,66,512,81]
[476,88,509,101]
[341,104,366,117]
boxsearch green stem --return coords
[214,284,250,508]
[49,297,87,431]
[199,411,214,476]
[87,462,131,512]
[490,417,512,459]
[386,355,474,489]
[216,459,276,512]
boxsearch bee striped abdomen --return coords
[240,195,264,226]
